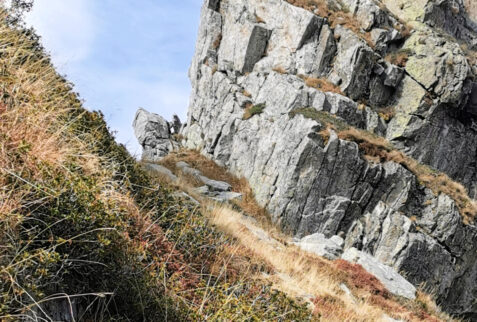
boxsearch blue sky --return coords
[26,0,202,157]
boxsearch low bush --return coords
[243,103,266,120]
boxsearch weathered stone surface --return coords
[133,108,173,162]
[382,0,477,46]
[207,0,220,11]
[385,75,427,140]
[342,0,402,32]
[296,23,336,77]
[383,64,404,88]
[199,175,232,192]
[333,26,377,100]
[212,191,243,202]
[342,248,417,300]
[143,163,178,181]
[465,83,477,115]
[369,75,393,108]
[465,0,477,23]
[403,29,472,105]
[177,161,202,177]
[175,162,239,201]
[293,233,344,260]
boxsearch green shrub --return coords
[243,103,266,120]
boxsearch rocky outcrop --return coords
[293,233,344,260]
[383,0,477,47]
[133,108,174,161]
[342,247,417,300]
[133,108,185,162]
[136,0,477,317]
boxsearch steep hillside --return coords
[136,0,477,318]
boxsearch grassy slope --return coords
[0,12,310,321]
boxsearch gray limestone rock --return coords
[293,233,344,260]
[242,26,272,73]
[133,108,173,162]
[296,23,336,77]
[199,175,232,192]
[342,247,417,300]
[211,191,243,202]
[143,163,178,181]
[333,26,377,100]
[384,64,404,88]
[207,0,220,11]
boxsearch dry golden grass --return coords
[338,128,477,223]
[212,33,222,49]
[378,106,396,122]
[385,49,412,67]
[302,75,344,94]
[254,13,266,24]
[242,90,252,97]
[160,150,272,225]
[272,66,287,74]
[207,205,452,321]
[0,24,101,221]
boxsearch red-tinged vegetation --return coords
[334,259,390,298]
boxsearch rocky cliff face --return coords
[138,0,477,317]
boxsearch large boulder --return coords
[133,108,173,162]
[293,233,344,260]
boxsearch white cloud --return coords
[25,0,96,66]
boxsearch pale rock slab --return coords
[342,247,417,300]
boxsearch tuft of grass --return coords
[243,103,266,120]
[289,107,350,131]
[302,75,344,94]
[242,90,252,97]
[212,33,222,49]
[272,66,287,74]
[378,106,396,122]
[385,48,413,67]
[254,13,266,24]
